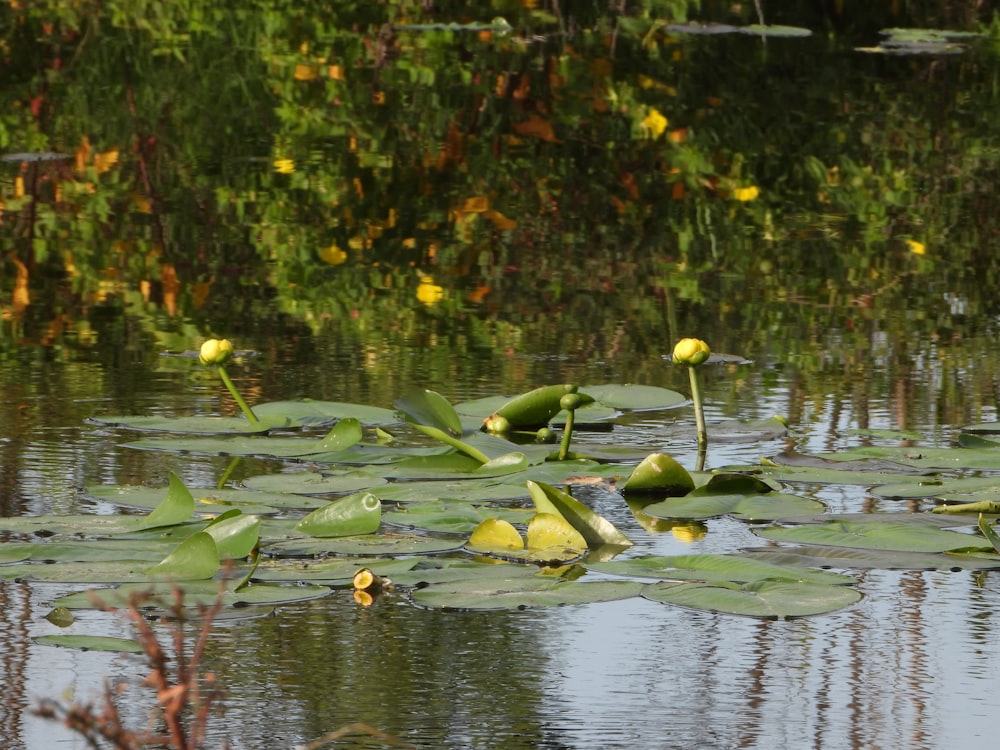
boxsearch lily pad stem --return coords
[558,408,575,461]
[217,365,259,424]
[688,366,707,449]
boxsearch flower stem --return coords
[558,408,576,461]
[217,365,259,424]
[688,366,707,449]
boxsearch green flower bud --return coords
[536,427,557,443]
[672,338,710,367]
[199,338,234,366]
[560,393,584,411]
[484,414,511,434]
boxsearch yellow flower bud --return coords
[672,338,710,366]
[199,338,234,366]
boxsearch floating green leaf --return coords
[410,571,644,610]
[743,545,1000,571]
[577,384,687,411]
[204,513,260,559]
[641,491,824,521]
[756,520,990,553]
[147,531,220,580]
[294,492,382,537]
[587,554,854,585]
[643,579,860,619]
[240,470,387,496]
[385,501,532,534]
[86,415,288,434]
[265,533,464,558]
[140,472,197,529]
[252,400,400,426]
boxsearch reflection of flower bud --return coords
[672,338,710,366]
[199,338,234,366]
[671,523,708,543]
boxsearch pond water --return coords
[3,3,1000,749]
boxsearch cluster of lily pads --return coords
[11,339,1000,651]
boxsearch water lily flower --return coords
[672,338,710,450]
[198,338,234,366]
[198,338,258,424]
[416,275,444,305]
[672,337,710,367]
[640,108,669,139]
[731,185,760,202]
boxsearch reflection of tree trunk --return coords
[0,582,32,743]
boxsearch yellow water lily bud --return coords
[198,338,234,366]
[672,338,710,366]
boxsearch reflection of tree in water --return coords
[204,597,557,748]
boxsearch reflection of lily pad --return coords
[52,580,332,611]
[34,635,145,653]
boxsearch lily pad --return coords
[578,384,688,411]
[587,554,855,585]
[641,491,824,521]
[250,556,421,584]
[148,532,220,580]
[383,501,533,534]
[643,579,860,619]
[252,400,400,427]
[240,470,387,496]
[755,520,990,553]
[410,571,645,610]
[294,492,382,537]
[742,545,1000,571]
[34,635,145,653]
[86,414,289,434]
[85,484,326,511]
[264,533,465,558]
